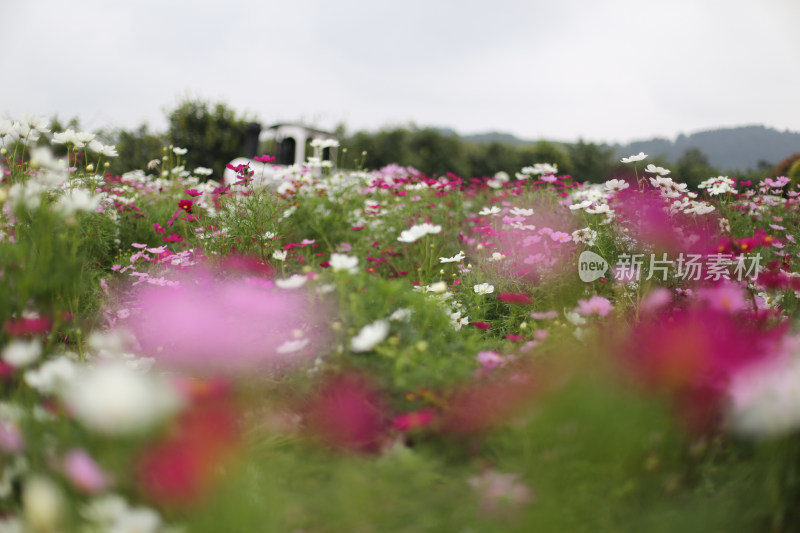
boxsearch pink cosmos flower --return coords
[476,350,504,370]
[577,296,612,316]
[63,449,110,493]
[469,470,533,513]
[696,282,748,313]
[128,266,329,374]
[0,422,23,453]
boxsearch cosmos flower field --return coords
[3,117,800,532]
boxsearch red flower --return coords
[138,397,239,508]
[473,322,492,330]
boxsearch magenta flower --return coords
[577,296,612,316]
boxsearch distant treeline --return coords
[43,98,796,186]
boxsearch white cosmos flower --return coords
[564,309,587,326]
[0,119,17,138]
[310,138,339,149]
[272,249,287,261]
[425,281,448,294]
[450,310,469,330]
[56,189,103,216]
[604,179,629,192]
[479,206,501,216]
[350,320,390,353]
[88,140,118,157]
[60,363,182,436]
[389,308,412,321]
[23,114,50,133]
[571,227,598,246]
[2,338,42,368]
[509,207,534,217]
[397,223,442,243]
[620,152,647,163]
[75,131,96,144]
[440,251,466,263]
[25,356,79,394]
[684,201,715,215]
[172,147,188,155]
[586,203,613,215]
[728,356,800,438]
[276,338,310,354]
[644,164,670,175]
[473,283,494,295]
[569,200,592,211]
[329,253,359,274]
[52,129,79,145]
[8,181,47,210]
[520,163,558,175]
[275,274,307,289]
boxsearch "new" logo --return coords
[578,251,609,282]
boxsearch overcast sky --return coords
[3,0,799,144]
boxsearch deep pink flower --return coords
[303,373,388,453]
[178,199,194,213]
[498,292,533,305]
[620,308,788,432]
[473,322,492,330]
[162,233,184,243]
[392,408,436,432]
[4,316,52,337]
[253,154,276,163]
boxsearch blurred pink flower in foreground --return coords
[469,470,533,513]
[302,373,389,453]
[129,267,330,374]
[621,308,788,432]
[63,449,110,493]
[577,296,612,317]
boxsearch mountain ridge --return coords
[452,125,800,171]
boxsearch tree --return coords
[675,147,716,188]
[566,140,615,182]
[109,124,165,175]
[166,99,250,179]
